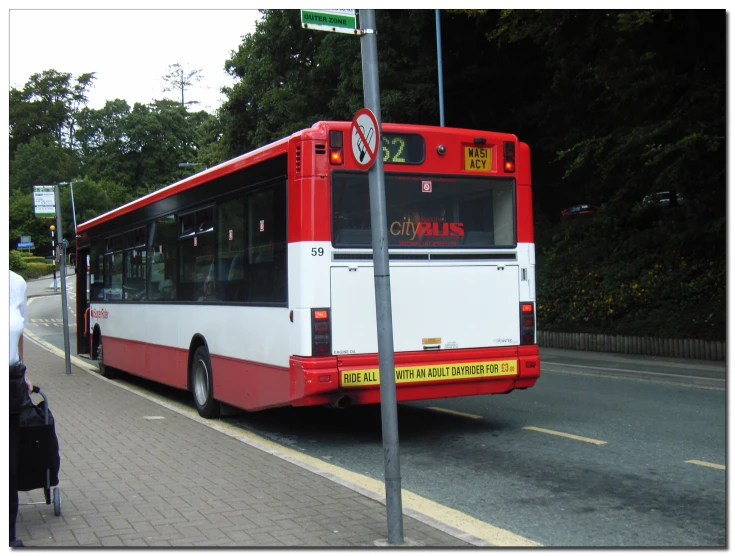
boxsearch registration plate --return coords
[340,359,517,388]
[464,146,491,172]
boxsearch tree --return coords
[162,63,204,108]
[9,70,95,158]
[8,188,55,256]
[9,137,77,194]
[8,138,79,253]
[485,9,725,230]
[75,97,219,197]
[184,110,225,169]
[482,9,726,339]
[220,9,446,157]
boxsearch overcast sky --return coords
[7,7,263,113]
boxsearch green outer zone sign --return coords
[301,9,357,34]
[33,185,56,218]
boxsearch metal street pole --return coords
[54,185,72,375]
[436,9,445,126]
[68,181,78,234]
[178,162,207,173]
[360,9,404,545]
[50,226,57,292]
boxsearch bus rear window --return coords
[332,173,515,248]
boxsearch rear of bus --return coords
[289,121,540,408]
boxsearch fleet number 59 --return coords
[311,247,324,256]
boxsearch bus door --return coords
[76,247,91,356]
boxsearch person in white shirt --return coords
[9,270,32,547]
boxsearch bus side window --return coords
[89,241,105,300]
[217,196,247,302]
[224,252,245,301]
[149,215,177,301]
[244,185,287,303]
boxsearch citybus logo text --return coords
[90,308,109,319]
[390,219,465,241]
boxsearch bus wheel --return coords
[97,334,119,379]
[191,346,220,419]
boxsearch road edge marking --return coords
[23,331,541,547]
[685,460,725,470]
[543,367,726,391]
[523,426,607,445]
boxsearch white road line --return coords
[685,460,725,470]
[544,361,725,378]
[427,407,483,420]
[544,368,726,392]
[523,426,607,445]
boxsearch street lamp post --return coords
[436,9,445,127]
[58,180,82,235]
[178,162,207,173]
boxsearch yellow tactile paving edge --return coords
[24,329,541,547]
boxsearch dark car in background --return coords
[642,191,684,207]
[561,204,601,219]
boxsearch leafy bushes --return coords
[9,250,28,273]
[536,209,725,341]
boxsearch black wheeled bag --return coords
[17,392,61,492]
[9,362,27,414]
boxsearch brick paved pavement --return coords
[15,339,474,547]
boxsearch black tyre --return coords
[97,334,119,379]
[53,487,61,516]
[191,346,220,419]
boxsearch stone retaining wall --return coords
[537,331,725,361]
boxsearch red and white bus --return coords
[75,121,540,418]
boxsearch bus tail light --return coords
[330,150,344,165]
[520,302,535,345]
[312,308,332,356]
[330,131,344,165]
[503,141,516,173]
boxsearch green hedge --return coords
[23,263,54,280]
[24,256,48,264]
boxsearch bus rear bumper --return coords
[289,356,341,407]
[289,345,541,407]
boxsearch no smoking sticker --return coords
[351,108,379,169]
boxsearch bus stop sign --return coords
[301,9,357,34]
[351,108,380,170]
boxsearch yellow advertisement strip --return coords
[340,360,517,388]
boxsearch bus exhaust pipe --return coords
[328,395,352,409]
